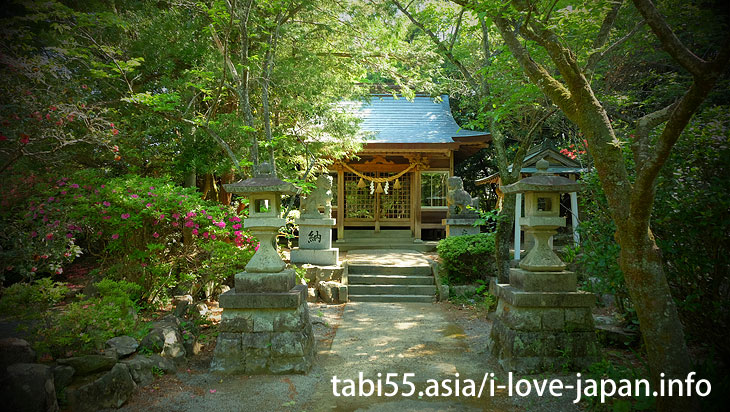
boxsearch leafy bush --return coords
[437,233,496,284]
[0,170,258,301]
[0,277,69,317]
[33,279,141,358]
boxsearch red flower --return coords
[19,133,30,145]
[0,135,6,141]
[112,129,119,136]
[112,145,119,152]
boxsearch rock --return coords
[121,356,155,386]
[148,354,176,374]
[101,348,120,360]
[140,324,186,363]
[596,324,640,347]
[56,354,116,376]
[173,294,193,304]
[0,337,35,369]
[306,287,318,303]
[173,300,190,318]
[195,302,210,318]
[0,363,58,412]
[106,336,139,358]
[51,365,75,394]
[318,281,339,304]
[66,363,136,412]
[183,335,203,357]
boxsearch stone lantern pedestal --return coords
[489,159,597,373]
[211,164,314,375]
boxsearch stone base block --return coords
[211,301,314,375]
[235,269,296,293]
[489,317,598,374]
[290,248,339,266]
[442,219,480,237]
[508,268,577,292]
[219,285,306,309]
[489,285,597,373]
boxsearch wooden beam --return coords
[337,169,344,240]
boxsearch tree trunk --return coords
[218,169,235,205]
[183,169,196,188]
[618,226,695,411]
[494,191,515,283]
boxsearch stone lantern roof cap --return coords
[223,163,297,195]
[501,158,583,194]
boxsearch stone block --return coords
[443,219,481,237]
[210,333,245,374]
[496,301,541,331]
[509,269,577,292]
[106,336,139,358]
[274,310,304,332]
[290,248,339,266]
[337,284,349,303]
[52,365,75,393]
[271,332,305,357]
[318,281,340,304]
[307,287,318,302]
[540,308,565,331]
[219,285,305,309]
[496,285,596,308]
[565,308,595,331]
[235,270,296,293]
[252,313,275,332]
[121,356,155,386]
[296,219,335,250]
[57,354,116,376]
[220,310,254,333]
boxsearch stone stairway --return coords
[335,230,438,252]
[346,249,437,303]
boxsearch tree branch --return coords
[631,0,708,77]
[392,0,479,91]
[586,18,646,73]
[509,107,558,181]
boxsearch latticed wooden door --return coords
[343,172,410,224]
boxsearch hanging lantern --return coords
[393,178,401,189]
[357,177,366,188]
[376,182,384,194]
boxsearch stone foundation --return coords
[489,268,598,373]
[442,218,480,237]
[211,270,315,374]
[290,248,339,266]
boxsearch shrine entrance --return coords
[343,171,411,232]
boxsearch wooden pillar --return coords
[413,170,421,240]
[514,193,522,260]
[337,169,344,240]
[570,191,579,246]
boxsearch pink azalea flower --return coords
[216,221,226,228]
[159,214,165,220]
[232,224,242,230]
[146,203,153,208]
[203,232,209,238]
[121,213,130,219]
[31,231,37,237]
[66,233,73,238]
[56,268,63,274]
[172,213,180,220]
[103,201,110,207]
[45,233,53,240]
[60,190,67,195]
[111,233,119,239]
[172,222,179,227]
[30,267,37,272]
[152,232,159,238]
[102,216,111,220]
[211,234,216,240]
[131,194,139,199]
[185,220,194,228]
[254,242,259,251]
[48,197,55,202]
[192,229,198,235]
[70,183,79,188]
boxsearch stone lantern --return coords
[211,163,314,375]
[489,159,596,373]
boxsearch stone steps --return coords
[349,284,437,295]
[348,274,435,285]
[346,294,435,303]
[346,250,436,303]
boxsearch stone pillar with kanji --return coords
[290,175,339,266]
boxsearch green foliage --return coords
[0,277,69,318]
[583,358,655,411]
[437,233,496,284]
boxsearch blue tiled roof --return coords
[346,95,487,144]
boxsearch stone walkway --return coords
[114,301,583,412]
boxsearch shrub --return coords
[0,277,69,318]
[33,279,141,357]
[437,233,496,284]
[0,169,258,301]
